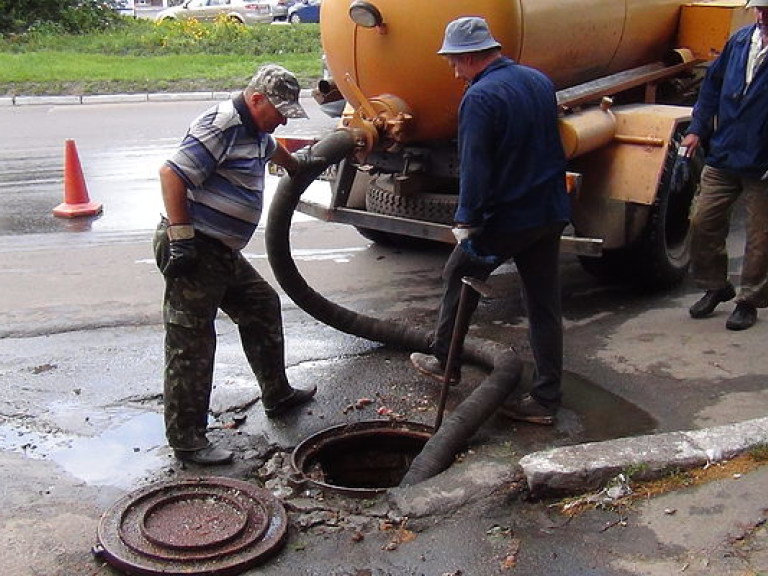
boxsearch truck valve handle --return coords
[344,73,379,121]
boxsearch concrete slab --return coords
[520,416,768,495]
[81,93,148,104]
[14,95,82,106]
[147,92,216,102]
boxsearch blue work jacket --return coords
[455,57,570,234]
[689,25,768,176]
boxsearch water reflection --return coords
[0,143,328,237]
[0,411,168,488]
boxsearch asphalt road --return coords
[1,99,766,576]
[0,95,337,237]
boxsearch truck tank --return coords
[298,0,751,289]
[321,0,686,142]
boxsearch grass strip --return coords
[0,19,322,95]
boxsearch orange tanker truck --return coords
[291,0,752,289]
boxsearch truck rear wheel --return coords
[356,175,458,246]
[578,125,702,290]
[366,177,457,225]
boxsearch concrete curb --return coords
[520,416,768,496]
[0,89,314,107]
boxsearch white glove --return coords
[452,226,481,243]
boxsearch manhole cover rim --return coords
[97,476,287,576]
[291,419,433,496]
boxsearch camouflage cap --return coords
[248,64,308,119]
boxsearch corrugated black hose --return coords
[264,128,522,486]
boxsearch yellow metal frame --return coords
[678,1,755,60]
[568,104,691,249]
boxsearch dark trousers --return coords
[433,222,566,407]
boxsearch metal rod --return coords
[556,60,701,110]
[435,278,476,431]
[613,134,665,147]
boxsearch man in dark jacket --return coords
[409,17,570,424]
[683,0,768,330]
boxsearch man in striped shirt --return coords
[153,64,318,465]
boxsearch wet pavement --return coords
[0,95,335,237]
[2,221,766,575]
[1,98,767,575]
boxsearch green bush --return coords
[0,18,321,56]
[150,17,321,55]
[0,0,123,35]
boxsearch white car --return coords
[155,0,272,24]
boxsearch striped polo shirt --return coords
[165,94,277,250]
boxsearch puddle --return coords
[0,411,168,488]
[559,369,657,442]
[484,363,657,449]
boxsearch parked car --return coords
[155,0,272,24]
[287,0,320,24]
[113,0,135,16]
[265,0,295,21]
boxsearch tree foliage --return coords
[0,0,123,35]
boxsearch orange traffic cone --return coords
[53,139,103,218]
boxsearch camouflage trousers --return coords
[153,220,292,451]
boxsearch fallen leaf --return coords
[355,398,374,409]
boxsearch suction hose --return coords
[265,128,523,485]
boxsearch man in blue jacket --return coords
[409,17,570,424]
[683,0,768,330]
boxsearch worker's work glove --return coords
[451,226,482,243]
[670,146,691,193]
[162,225,197,278]
[288,147,328,177]
[761,169,768,182]
[459,238,502,267]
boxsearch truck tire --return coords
[357,176,457,247]
[578,125,702,290]
[366,176,457,225]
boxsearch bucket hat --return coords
[248,64,307,119]
[437,16,502,55]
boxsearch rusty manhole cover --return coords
[95,477,288,575]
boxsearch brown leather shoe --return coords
[264,385,317,418]
[174,444,233,465]
[689,284,736,318]
[498,394,556,425]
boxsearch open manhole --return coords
[94,477,287,575]
[291,420,433,496]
